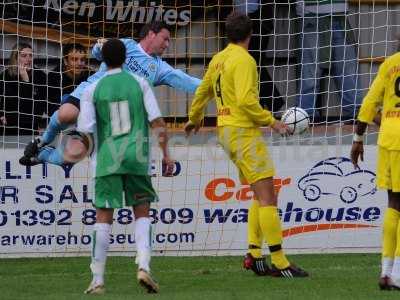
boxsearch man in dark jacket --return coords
[48,43,91,109]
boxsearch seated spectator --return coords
[48,43,91,105]
[0,42,49,136]
[234,0,285,113]
[296,0,362,122]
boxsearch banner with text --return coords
[0,145,385,257]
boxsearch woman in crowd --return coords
[0,42,51,136]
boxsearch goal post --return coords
[0,1,393,257]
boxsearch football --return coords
[281,107,310,135]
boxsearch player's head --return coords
[139,21,171,56]
[62,43,87,77]
[102,39,126,68]
[225,12,253,45]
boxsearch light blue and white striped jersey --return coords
[71,38,201,99]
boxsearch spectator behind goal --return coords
[0,42,50,136]
[295,0,362,122]
[48,43,91,115]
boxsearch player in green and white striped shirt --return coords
[77,39,174,295]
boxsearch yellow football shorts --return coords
[217,126,275,184]
[377,146,400,192]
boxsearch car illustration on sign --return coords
[297,157,376,203]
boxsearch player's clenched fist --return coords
[162,157,175,177]
[96,38,108,50]
[184,121,200,137]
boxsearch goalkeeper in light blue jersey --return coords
[19,21,201,167]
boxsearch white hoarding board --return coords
[0,145,384,257]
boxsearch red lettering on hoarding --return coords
[274,178,291,195]
[205,177,291,202]
[282,223,377,238]
[204,178,235,202]
[235,186,253,201]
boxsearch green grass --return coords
[0,254,399,300]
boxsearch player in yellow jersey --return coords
[184,13,308,278]
[351,52,400,290]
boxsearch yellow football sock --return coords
[248,200,262,258]
[383,208,400,258]
[392,210,400,257]
[259,206,290,269]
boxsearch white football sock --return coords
[90,223,111,285]
[382,257,394,277]
[391,257,400,286]
[135,217,152,272]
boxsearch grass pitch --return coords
[0,254,399,300]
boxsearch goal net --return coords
[0,0,391,257]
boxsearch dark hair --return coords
[139,21,170,40]
[225,12,253,43]
[102,39,126,68]
[63,43,86,57]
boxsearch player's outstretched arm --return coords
[92,38,134,61]
[373,111,382,126]
[92,38,107,61]
[150,117,174,176]
[351,58,387,169]
[136,72,175,176]
[158,61,201,93]
[233,58,276,127]
[185,64,214,135]
[350,121,367,169]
